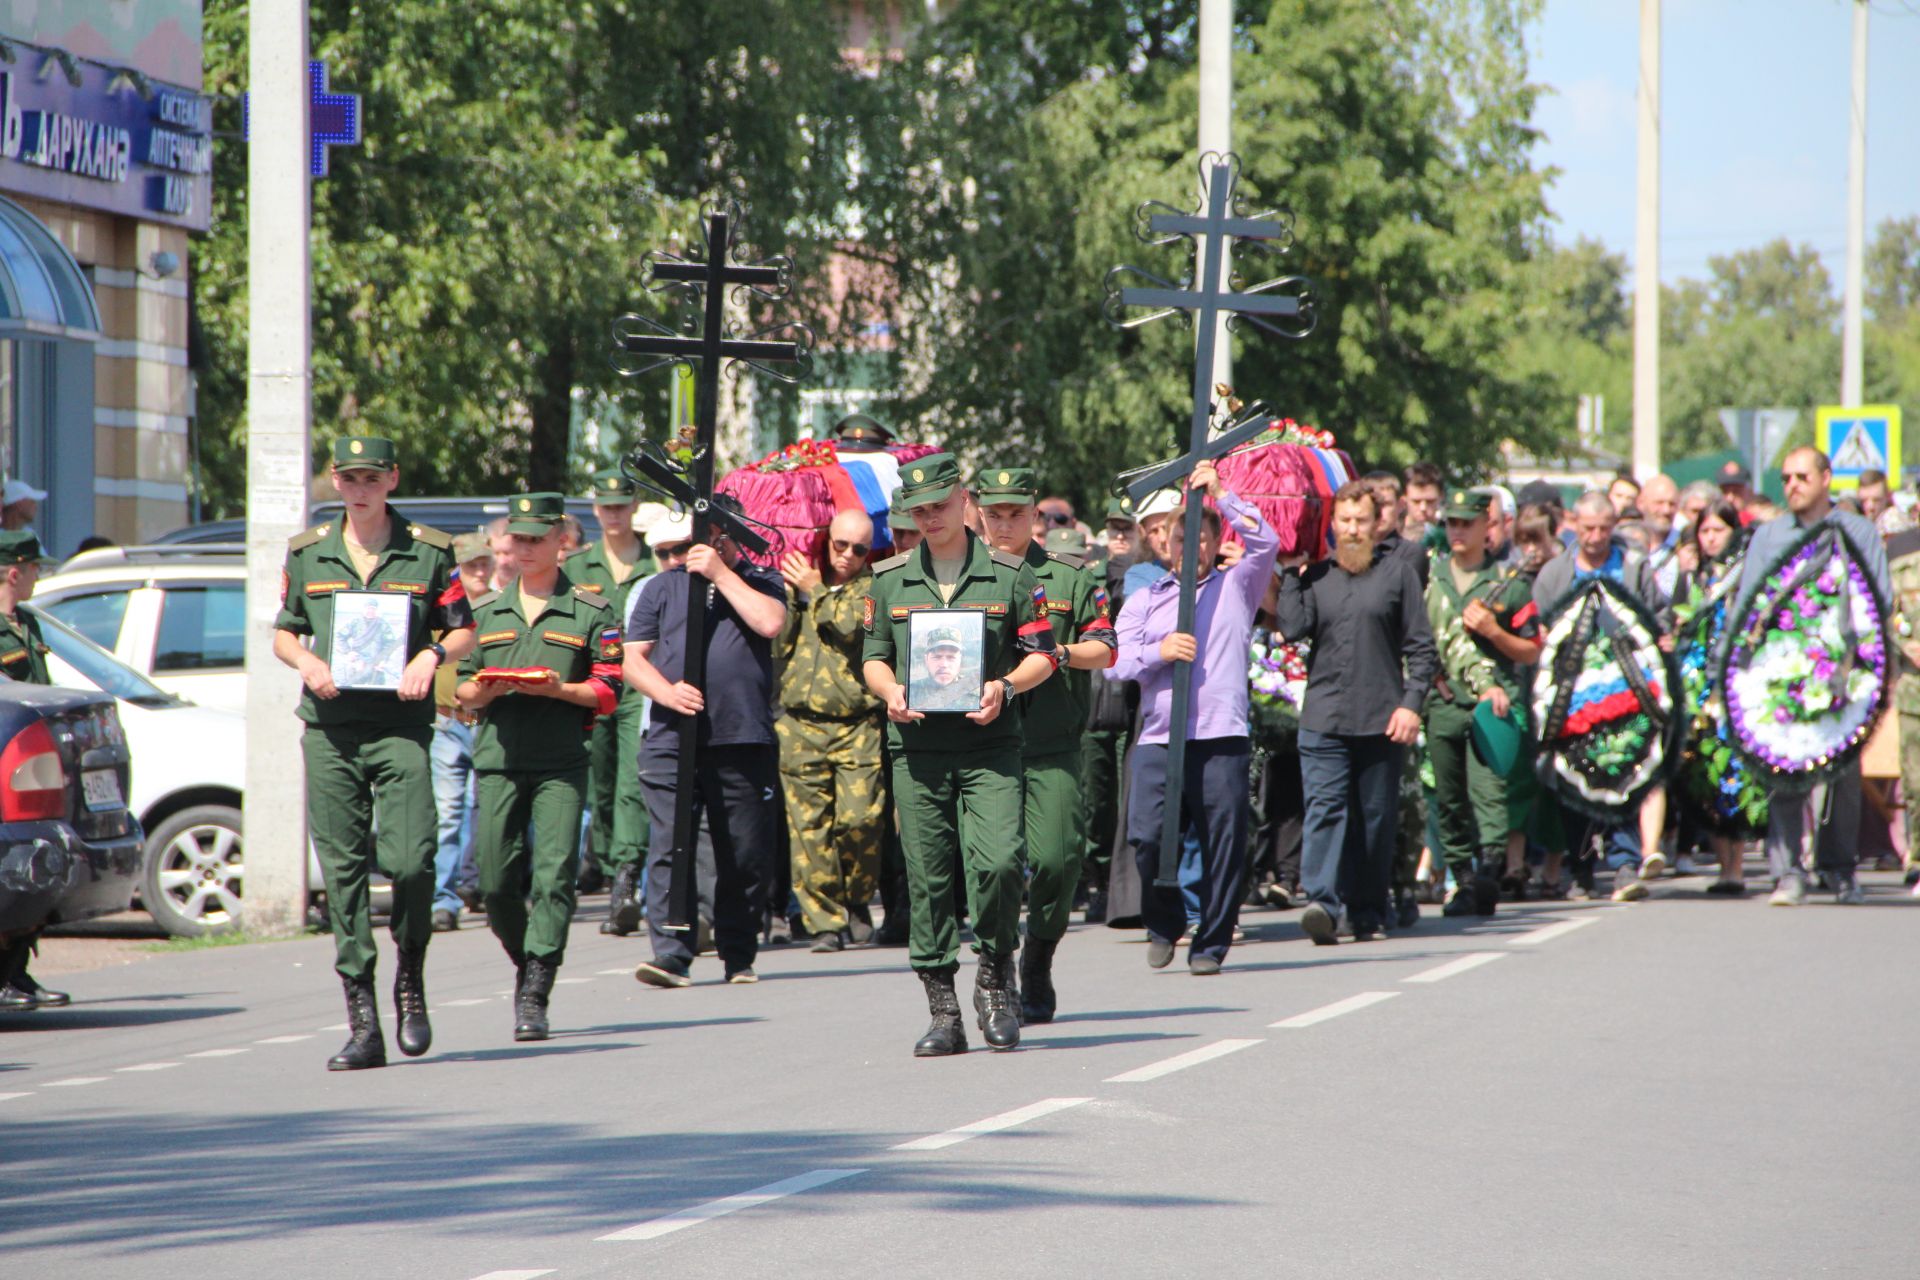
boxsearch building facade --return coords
[0,4,209,553]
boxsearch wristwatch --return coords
[427,642,447,666]
[998,677,1016,704]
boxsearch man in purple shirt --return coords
[1107,462,1279,973]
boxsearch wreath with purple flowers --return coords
[1718,524,1892,784]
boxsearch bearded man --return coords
[1274,481,1437,943]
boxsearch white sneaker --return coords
[1612,876,1649,903]
[1833,875,1866,905]
[1673,854,1700,876]
[1640,850,1669,880]
[1768,875,1807,907]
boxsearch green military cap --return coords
[1104,494,1138,524]
[452,529,492,563]
[0,529,55,566]
[832,413,896,445]
[974,465,1038,502]
[589,467,638,502]
[926,625,963,651]
[896,453,962,509]
[1443,488,1491,520]
[331,435,397,472]
[887,495,917,533]
[1044,527,1088,556]
[506,492,567,536]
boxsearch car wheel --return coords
[143,805,245,937]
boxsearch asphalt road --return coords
[5,871,1916,1280]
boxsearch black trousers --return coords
[638,741,778,974]
[1126,737,1250,963]
[1299,730,1404,928]
[1250,743,1305,891]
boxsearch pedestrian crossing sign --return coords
[1816,405,1902,491]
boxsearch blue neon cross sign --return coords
[243,60,361,178]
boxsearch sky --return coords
[1528,0,1920,284]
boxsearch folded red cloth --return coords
[475,667,556,685]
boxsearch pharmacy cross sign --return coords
[610,202,814,931]
[241,60,362,178]
[1104,153,1317,886]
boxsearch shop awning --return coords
[0,195,99,340]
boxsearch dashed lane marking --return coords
[319,1022,350,1032]
[256,1035,314,1045]
[116,1062,182,1073]
[441,998,491,1007]
[893,1097,1094,1152]
[45,1077,107,1087]
[597,1167,868,1242]
[1106,1038,1262,1084]
[599,967,634,976]
[469,1272,557,1279]
[1269,991,1401,1028]
[1509,916,1600,947]
[1402,952,1509,984]
[186,1048,250,1058]
[0,1092,31,1102]
[555,978,591,985]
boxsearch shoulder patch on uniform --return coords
[287,524,329,551]
[1046,551,1086,571]
[408,523,453,550]
[872,551,913,574]
[572,587,612,612]
[988,547,1025,570]
[468,589,500,611]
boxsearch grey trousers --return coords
[1765,764,1861,883]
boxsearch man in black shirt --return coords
[1274,482,1436,943]
[623,503,788,987]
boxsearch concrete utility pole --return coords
[1842,0,1868,406]
[1197,0,1232,394]
[244,8,313,934]
[1632,0,1661,479]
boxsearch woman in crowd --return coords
[1670,499,1768,894]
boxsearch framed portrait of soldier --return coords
[906,609,986,713]
[327,590,412,691]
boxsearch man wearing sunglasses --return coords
[776,511,887,952]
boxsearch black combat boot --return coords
[1441,866,1478,918]
[393,946,432,1058]
[1472,857,1501,916]
[912,970,967,1058]
[601,864,641,936]
[1018,935,1059,1025]
[515,956,555,1042]
[972,952,1021,1051]
[327,976,386,1071]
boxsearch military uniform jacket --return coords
[460,570,624,772]
[1887,527,1920,715]
[1019,541,1116,757]
[568,539,653,621]
[0,608,50,684]
[1425,556,1540,707]
[779,566,883,720]
[275,510,472,728]
[862,533,1052,754]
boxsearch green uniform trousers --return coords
[1902,711,1920,865]
[1079,730,1124,887]
[893,746,1024,972]
[776,713,885,935]
[302,724,436,982]
[1425,698,1507,872]
[476,767,587,965]
[586,691,648,874]
[1024,747,1085,943]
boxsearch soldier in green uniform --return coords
[1885,525,1920,886]
[568,468,654,935]
[974,466,1116,1024]
[273,437,476,1071]
[861,454,1059,1056]
[1422,489,1542,918]
[0,530,70,1011]
[776,510,886,951]
[455,492,625,1040]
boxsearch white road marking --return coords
[1510,916,1599,947]
[1269,991,1401,1029]
[597,1167,868,1242]
[187,1048,250,1058]
[45,1077,107,1087]
[0,1092,31,1102]
[1402,952,1509,984]
[319,1022,349,1032]
[555,978,591,985]
[469,1272,556,1280]
[599,967,634,976]
[441,998,491,1007]
[1106,1038,1263,1083]
[893,1097,1094,1151]
[116,1062,182,1073]
[256,1034,314,1044]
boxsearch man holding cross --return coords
[1108,460,1277,974]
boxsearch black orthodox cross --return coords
[611,203,813,930]
[1104,155,1316,886]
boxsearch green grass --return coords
[140,927,314,954]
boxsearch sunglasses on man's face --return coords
[830,539,871,557]
[654,542,692,559]
[1043,511,1074,527]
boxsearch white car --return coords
[26,604,332,937]
[34,544,248,715]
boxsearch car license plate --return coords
[82,769,123,812]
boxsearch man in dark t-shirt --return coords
[621,507,788,986]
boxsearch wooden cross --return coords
[611,204,812,930]
[1104,155,1316,886]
